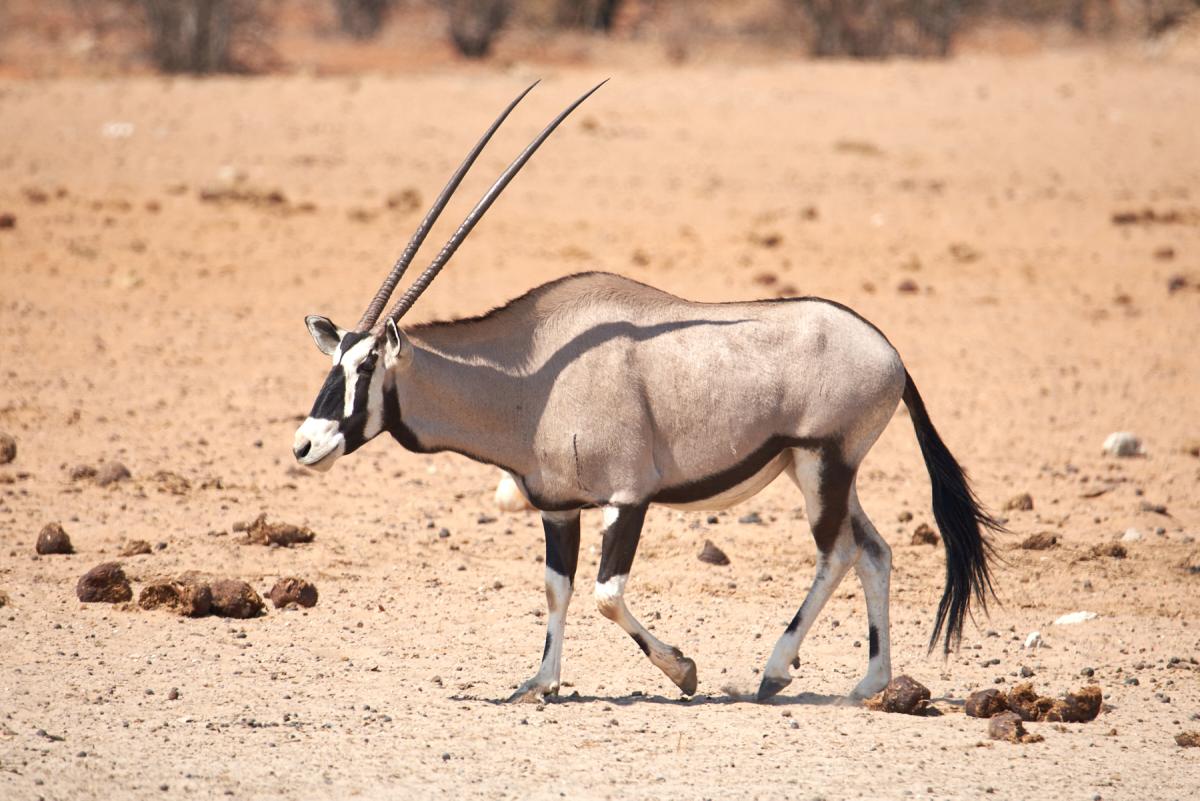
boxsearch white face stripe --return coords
[338,337,377,419]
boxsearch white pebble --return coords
[1053,611,1098,626]
[1102,432,1142,457]
[1023,631,1043,649]
[1121,528,1142,542]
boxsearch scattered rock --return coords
[965,689,1008,718]
[698,540,731,566]
[1004,492,1033,511]
[267,577,319,609]
[36,522,74,555]
[1153,245,1175,260]
[0,589,9,608]
[897,278,920,294]
[1121,528,1142,543]
[0,433,15,464]
[1180,551,1200,575]
[1176,731,1200,748]
[209,579,264,618]
[1043,686,1102,723]
[1007,683,1054,721]
[1020,532,1058,550]
[910,523,939,546]
[138,578,212,617]
[897,510,913,522]
[1053,611,1098,625]
[737,512,762,525]
[152,471,190,495]
[1166,273,1190,294]
[76,562,133,603]
[865,675,930,715]
[1137,500,1169,516]
[68,464,97,481]
[386,188,421,213]
[1023,631,1043,649]
[1102,432,1142,457]
[119,540,152,557]
[243,514,315,547]
[1181,440,1200,458]
[95,461,131,487]
[948,242,981,263]
[988,711,1044,744]
[0,212,15,229]
[1089,542,1127,559]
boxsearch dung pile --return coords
[241,514,316,547]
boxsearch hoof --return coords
[756,674,792,702]
[850,675,890,700]
[673,657,698,696]
[507,681,557,704]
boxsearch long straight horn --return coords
[354,81,540,332]
[383,80,608,325]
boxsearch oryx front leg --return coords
[510,510,580,703]
[595,505,698,696]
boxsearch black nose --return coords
[294,440,311,460]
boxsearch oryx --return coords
[294,83,1000,703]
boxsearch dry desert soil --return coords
[1,49,1199,800]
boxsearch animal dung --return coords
[138,578,212,617]
[1003,492,1033,511]
[1019,532,1058,550]
[0,432,16,464]
[76,562,133,603]
[1089,542,1127,559]
[964,689,1008,718]
[209,579,265,619]
[267,577,319,609]
[119,539,153,557]
[243,514,315,547]
[1005,682,1102,723]
[987,711,1044,744]
[1176,731,1200,748]
[864,675,930,715]
[36,522,74,555]
[910,523,938,546]
[698,539,730,566]
[1102,432,1142,457]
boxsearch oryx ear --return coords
[305,315,343,356]
[383,319,413,370]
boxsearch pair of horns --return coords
[355,79,608,333]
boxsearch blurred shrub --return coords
[790,0,966,57]
[335,0,395,38]
[446,0,511,57]
[135,0,274,73]
[555,0,625,31]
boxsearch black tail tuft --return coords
[902,371,1003,654]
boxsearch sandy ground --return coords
[1,48,1199,800]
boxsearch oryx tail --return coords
[903,372,1002,654]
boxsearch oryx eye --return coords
[358,354,377,374]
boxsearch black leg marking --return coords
[785,609,803,635]
[542,632,552,661]
[812,451,855,553]
[596,505,647,584]
[543,514,581,584]
[630,632,650,656]
[869,625,880,659]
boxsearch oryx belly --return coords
[660,450,792,511]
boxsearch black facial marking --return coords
[596,506,647,584]
[630,632,650,656]
[543,514,581,583]
[869,625,880,659]
[309,367,346,421]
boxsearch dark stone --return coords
[36,522,74,555]
[698,539,730,566]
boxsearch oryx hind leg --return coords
[510,510,580,703]
[595,504,698,696]
[849,497,892,698]
[757,446,859,701]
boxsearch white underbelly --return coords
[660,451,793,512]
